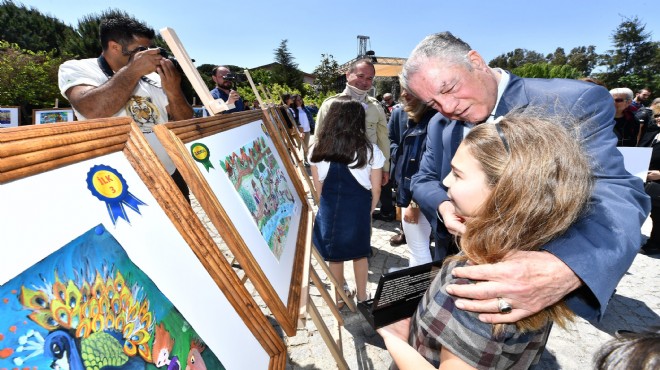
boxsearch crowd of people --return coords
[56,14,656,369]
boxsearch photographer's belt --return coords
[97,55,160,88]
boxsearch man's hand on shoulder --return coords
[446,250,582,324]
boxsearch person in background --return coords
[379,112,593,369]
[310,97,384,308]
[593,328,660,370]
[252,99,261,110]
[315,59,392,221]
[279,93,299,130]
[381,92,396,120]
[210,65,244,114]
[307,101,319,116]
[291,94,315,166]
[610,87,639,147]
[404,31,648,326]
[630,87,652,111]
[389,90,441,264]
[636,97,660,147]
[641,103,660,255]
[58,14,192,201]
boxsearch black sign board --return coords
[358,260,443,329]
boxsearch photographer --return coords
[58,14,193,201]
[210,66,244,114]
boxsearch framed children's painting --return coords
[0,118,286,369]
[0,106,20,128]
[154,110,312,336]
[33,108,76,124]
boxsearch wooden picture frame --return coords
[32,108,75,124]
[266,106,318,205]
[159,27,229,115]
[0,119,286,369]
[193,105,209,118]
[154,110,312,336]
[0,106,20,128]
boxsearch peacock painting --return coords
[0,224,224,370]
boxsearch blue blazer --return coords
[411,73,651,321]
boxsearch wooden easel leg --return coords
[312,247,356,312]
[307,298,349,370]
[310,267,344,325]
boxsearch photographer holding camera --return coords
[58,14,193,201]
[210,66,244,113]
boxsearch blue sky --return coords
[17,0,659,73]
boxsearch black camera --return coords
[222,72,247,83]
[156,47,190,72]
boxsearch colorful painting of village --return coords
[219,136,295,260]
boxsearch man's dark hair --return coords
[100,15,155,51]
[211,65,229,77]
[348,58,376,74]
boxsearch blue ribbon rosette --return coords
[86,165,147,225]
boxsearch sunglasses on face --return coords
[614,98,629,103]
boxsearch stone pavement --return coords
[191,194,659,370]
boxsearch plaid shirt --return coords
[408,259,552,369]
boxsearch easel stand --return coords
[242,74,354,367]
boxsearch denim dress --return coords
[313,162,372,262]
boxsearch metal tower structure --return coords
[357,35,372,57]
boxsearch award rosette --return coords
[190,142,214,171]
[86,165,147,225]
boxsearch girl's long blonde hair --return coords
[456,111,593,333]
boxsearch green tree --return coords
[512,62,582,79]
[312,53,340,93]
[566,46,599,76]
[248,68,273,86]
[598,16,658,91]
[0,0,76,56]
[271,39,303,92]
[489,48,546,69]
[0,41,70,124]
[196,63,216,89]
[547,47,567,65]
[374,77,399,99]
[62,9,160,59]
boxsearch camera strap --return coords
[97,55,161,88]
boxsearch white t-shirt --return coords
[58,58,176,174]
[297,107,311,132]
[310,145,385,190]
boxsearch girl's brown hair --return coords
[310,96,373,168]
[456,111,593,333]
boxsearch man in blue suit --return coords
[404,32,650,323]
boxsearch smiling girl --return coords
[379,112,594,369]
